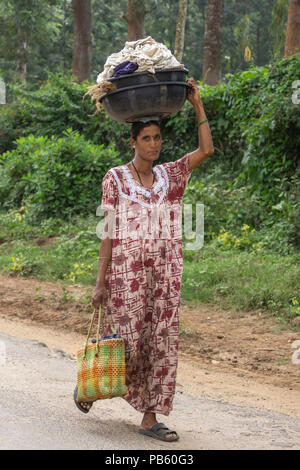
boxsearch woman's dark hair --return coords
[131,120,161,141]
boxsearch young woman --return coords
[75,78,214,442]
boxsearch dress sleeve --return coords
[100,170,118,211]
[162,154,192,189]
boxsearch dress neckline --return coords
[122,164,164,199]
[124,163,156,190]
[110,165,169,208]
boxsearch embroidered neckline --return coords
[110,165,169,209]
[122,165,164,198]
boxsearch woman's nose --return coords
[151,138,159,147]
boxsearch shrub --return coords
[1,56,299,249]
[0,130,122,221]
[0,72,131,157]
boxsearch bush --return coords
[0,72,131,157]
[2,57,299,175]
[0,130,122,221]
[1,56,299,249]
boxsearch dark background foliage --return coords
[0,55,299,252]
[0,0,281,86]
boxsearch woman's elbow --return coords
[205,146,214,157]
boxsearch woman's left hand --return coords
[187,77,203,107]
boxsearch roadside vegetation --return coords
[0,55,299,329]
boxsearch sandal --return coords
[73,385,93,414]
[138,422,179,442]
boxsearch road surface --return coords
[0,332,299,450]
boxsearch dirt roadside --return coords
[0,273,299,418]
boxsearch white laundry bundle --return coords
[96,36,184,85]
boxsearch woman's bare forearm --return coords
[194,101,214,156]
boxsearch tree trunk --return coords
[284,0,300,57]
[72,0,92,83]
[202,0,224,85]
[127,0,146,41]
[16,36,27,83]
[257,23,261,65]
[174,0,188,62]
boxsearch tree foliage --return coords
[0,54,299,251]
[0,0,284,86]
[0,0,62,83]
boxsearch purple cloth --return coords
[112,61,139,78]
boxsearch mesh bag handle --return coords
[83,304,116,357]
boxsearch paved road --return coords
[0,332,299,450]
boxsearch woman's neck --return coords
[132,157,153,176]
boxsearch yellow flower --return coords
[292,298,299,306]
[242,225,250,231]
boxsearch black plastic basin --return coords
[108,67,188,89]
[100,80,189,123]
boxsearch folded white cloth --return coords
[96,36,184,84]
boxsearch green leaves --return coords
[1,55,299,251]
[0,130,122,221]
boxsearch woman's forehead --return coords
[139,125,161,137]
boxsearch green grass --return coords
[0,211,100,284]
[181,245,300,326]
[0,210,299,329]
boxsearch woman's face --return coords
[130,124,162,162]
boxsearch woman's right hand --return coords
[92,285,108,309]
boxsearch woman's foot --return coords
[79,402,93,412]
[140,412,177,440]
[73,386,93,414]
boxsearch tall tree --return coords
[126,0,146,41]
[269,0,289,59]
[16,36,27,83]
[202,0,224,85]
[284,0,300,57]
[174,0,188,62]
[0,0,60,83]
[0,0,285,87]
[72,0,92,82]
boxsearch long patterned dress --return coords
[99,154,192,416]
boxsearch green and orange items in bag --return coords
[76,305,127,403]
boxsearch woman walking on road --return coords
[75,78,214,442]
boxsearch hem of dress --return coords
[122,396,173,416]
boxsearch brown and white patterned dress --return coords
[99,154,192,416]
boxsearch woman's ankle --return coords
[141,411,157,425]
